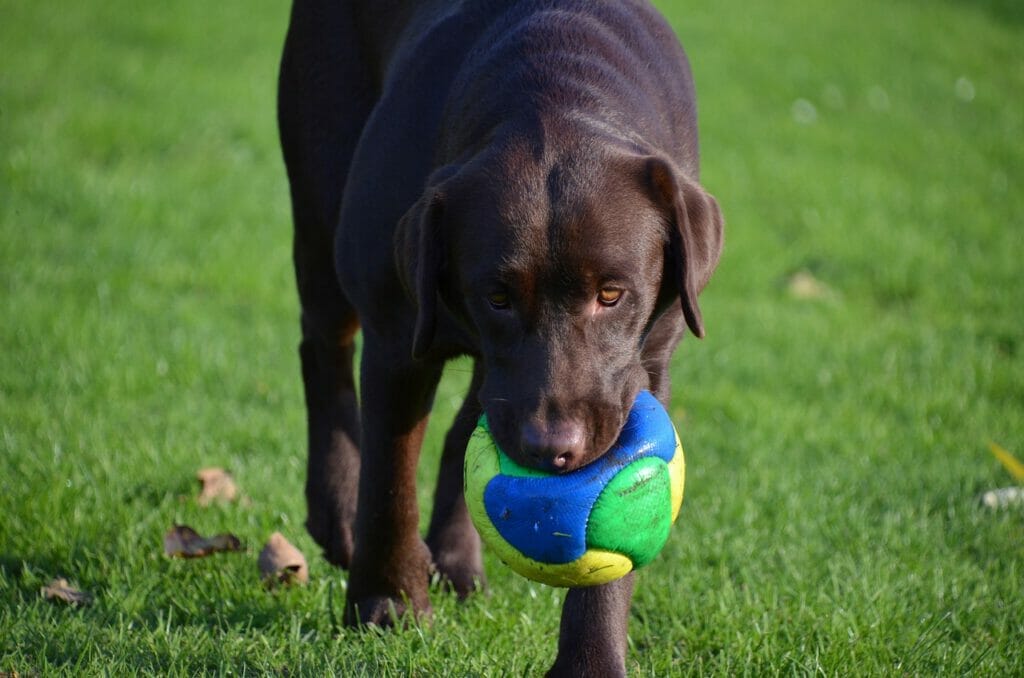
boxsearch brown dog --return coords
[278,1,723,674]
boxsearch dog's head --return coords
[396,138,722,471]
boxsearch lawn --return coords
[2,0,1022,674]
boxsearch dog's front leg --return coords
[426,362,485,598]
[343,334,442,626]
[548,573,635,677]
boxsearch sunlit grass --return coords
[2,0,1022,673]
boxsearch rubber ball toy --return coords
[464,390,685,587]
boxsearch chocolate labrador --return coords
[278,0,723,674]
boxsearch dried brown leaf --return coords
[41,577,93,606]
[196,467,238,506]
[163,524,243,558]
[258,531,309,586]
[787,270,834,300]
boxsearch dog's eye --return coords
[487,291,511,310]
[597,288,623,307]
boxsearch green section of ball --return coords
[586,457,673,568]
[497,448,550,479]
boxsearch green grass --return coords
[2,0,1022,674]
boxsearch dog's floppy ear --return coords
[645,157,724,338]
[394,165,459,359]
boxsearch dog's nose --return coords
[520,421,586,472]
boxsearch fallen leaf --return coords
[787,270,833,300]
[980,487,1024,509]
[258,532,309,586]
[989,441,1024,483]
[41,577,93,606]
[196,467,238,506]
[163,524,243,558]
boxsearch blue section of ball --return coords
[481,390,676,564]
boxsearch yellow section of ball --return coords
[500,547,634,588]
[668,429,685,523]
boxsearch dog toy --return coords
[464,390,685,587]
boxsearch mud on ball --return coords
[464,390,685,587]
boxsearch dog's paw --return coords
[343,537,434,627]
[430,540,486,599]
[427,510,486,599]
[343,593,433,628]
[434,559,486,599]
[547,657,627,678]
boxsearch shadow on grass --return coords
[0,547,341,633]
[1,553,86,599]
[946,0,1024,23]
